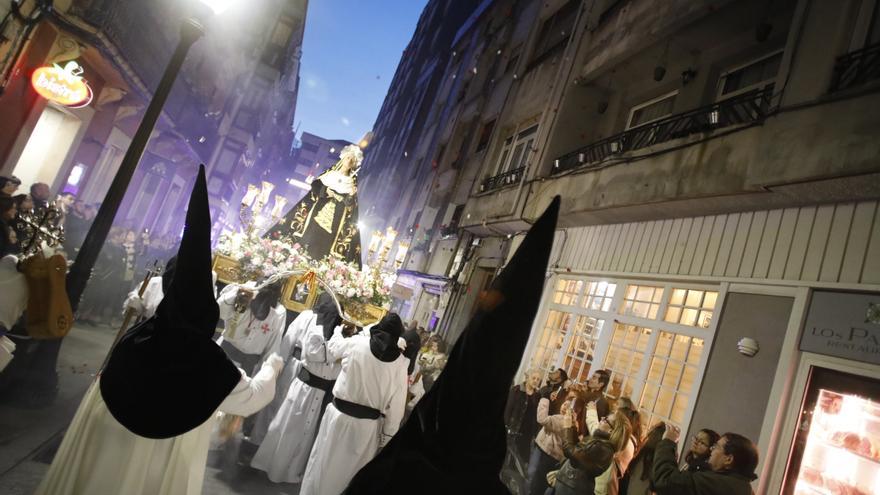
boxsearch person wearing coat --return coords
[554,406,616,495]
[652,424,758,495]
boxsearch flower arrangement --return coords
[215,231,395,307]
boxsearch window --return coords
[531,309,572,373]
[581,280,617,311]
[718,51,782,99]
[530,0,579,64]
[620,284,664,319]
[493,125,538,175]
[640,332,704,428]
[529,277,722,432]
[271,20,294,47]
[301,142,319,153]
[604,323,652,399]
[562,316,606,384]
[627,92,677,129]
[476,119,496,151]
[664,289,718,328]
[553,278,584,305]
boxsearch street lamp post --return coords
[67,19,205,308]
[22,2,233,407]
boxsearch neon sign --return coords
[31,61,93,108]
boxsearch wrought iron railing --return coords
[829,42,880,93]
[479,166,526,193]
[551,87,778,175]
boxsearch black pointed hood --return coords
[100,165,240,439]
[346,196,560,494]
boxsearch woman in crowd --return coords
[621,422,666,495]
[587,402,638,495]
[505,368,544,470]
[615,398,643,443]
[417,336,447,390]
[527,389,583,495]
[553,394,617,495]
[680,428,720,472]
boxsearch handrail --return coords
[479,166,527,193]
[829,41,880,93]
[551,87,779,175]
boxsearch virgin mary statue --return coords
[264,144,362,268]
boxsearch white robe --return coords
[35,362,278,495]
[249,311,313,444]
[216,283,285,371]
[251,311,341,482]
[122,277,164,319]
[299,327,409,495]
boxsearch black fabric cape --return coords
[100,165,240,439]
[344,196,560,494]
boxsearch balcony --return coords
[829,42,880,93]
[552,87,778,175]
[479,166,525,193]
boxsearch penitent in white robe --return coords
[251,311,341,482]
[249,311,313,445]
[299,327,409,495]
[216,283,285,373]
[35,362,278,495]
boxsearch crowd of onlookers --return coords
[1,174,182,327]
[504,368,759,495]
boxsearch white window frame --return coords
[524,274,726,439]
[716,49,784,100]
[492,124,539,176]
[626,90,679,130]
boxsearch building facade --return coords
[0,0,306,241]
[376,0,880,491]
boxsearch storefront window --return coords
[640,332,705,428]
[620,284,664,319]
[604,323,652,399]
[664,288,717,328]
[530,276,722,432]
[581,280,617,311]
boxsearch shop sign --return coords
[800,290,880,365]
[31,61,93,108]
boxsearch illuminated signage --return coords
[31,61,93,108]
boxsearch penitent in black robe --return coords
[264,173,362,269]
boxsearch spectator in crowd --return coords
[78,228,125,325]
[588,403,637,495]
[417,336,447,390]
[0,197,18,257]
[553,394,617,495]
[617,401,644,445]
[527,389,582,495]
[63,198,89,256]
[652,425,758,495]
[681,428,721,472]
[505,368,544,470]
[622,422,666,495]
[11,194,32,250]
[29,182,51,214]
[584,369,612,420]
[539,367,570,415]
[0,175,20,197]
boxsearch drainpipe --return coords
[493,0,593,222]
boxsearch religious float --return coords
[212,140,395,327]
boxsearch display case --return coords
[782,367,880,495]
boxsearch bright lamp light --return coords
[199,0,236,15]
